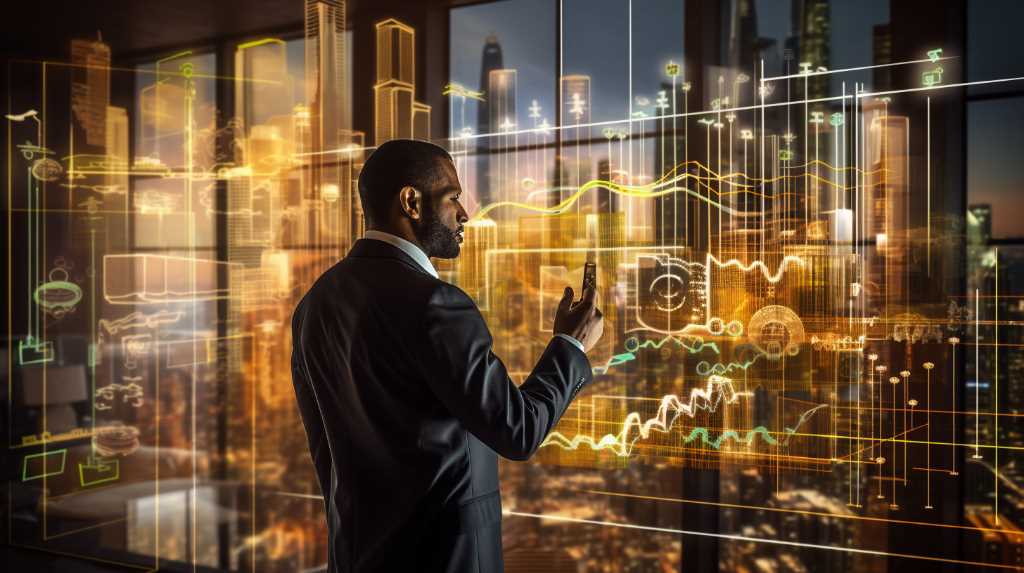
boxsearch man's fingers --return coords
[558,286,574,312]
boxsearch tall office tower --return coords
[798,0,831,102]
[477,35,504,135]
[595,158,619,214]
[305,0,347,243]
[487,69,517,134]
[335,129,366,242]
[105,106,130,245]
[968,204,993,246]
[458,218,498,301]
[486,69,517,210]
[727,0,761,74]
[475,34,504,207]
[374,18,431,144]
[559,74,592,205]
[305,0,347,144]
[560,74,591,134]
[70,35,111,149]
[653,81,689,247]
[235,38,291,134]
[872,24,892,91]
[412,102,431,140]
[105,106,129,163]
[865,114,910,305]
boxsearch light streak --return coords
[502,510,1021,571]
[541,375,825,457]
[592,334,721,376]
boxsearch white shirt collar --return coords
[363,230,438,278]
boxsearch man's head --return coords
[358,139,469,259]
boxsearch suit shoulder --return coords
[425,280,478,310]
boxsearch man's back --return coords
[291,238,592,572]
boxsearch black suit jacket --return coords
[290,238,593,572]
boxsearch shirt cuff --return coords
[554,333,585,353]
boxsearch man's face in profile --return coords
[414,158,469,259]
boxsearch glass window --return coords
[968,0,1024,97]
[968,97,1024,240]
[449,0,557,213]
[133,52,217,250]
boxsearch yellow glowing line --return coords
[10,58,280,84]
[503,511,1019,570]
[237,38,285,50]
[471,174,728,220]
[470,158,887,220]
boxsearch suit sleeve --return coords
[417,283,593,461]
[290,303,334,499]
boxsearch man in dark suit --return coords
[291,139,603,572]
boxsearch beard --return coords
[414,203,462,259]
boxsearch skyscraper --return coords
[305,0,347,152]
[374,18,431,144]
[487,69,517,135]
[968,204,993,246]
[70,35,110,150]
[476,34,504,207]
[872,24,892,91]
[727,0,761,74]
[798,0,831,102]
[305,0,347,218]
[235,38,291,133]
[560,74,591,136]
[486,68,516,210]
[476,34,504,137]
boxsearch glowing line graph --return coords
[541,374,827,457]
[681,405,825,450]
[592,334,721,375]
[695,350,765,377]
[706,253,806,284]
[471,172,731,220]
[470,159,887,221]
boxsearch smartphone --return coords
[582,262,597,293]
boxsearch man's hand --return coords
[553,284,604,352]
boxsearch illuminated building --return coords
[487,68,517,135]
[305,0,348,147]
[965,507,1024,566]
[457,218,498,301]
[305,0,349,250]
[235,38,291,130]
[865,113,910,304]
[104,106,129,231]
[476,34,504,206]
[872,24,892,91]
[374,17,431,144]
[797,0,831,102]
[7,1,1024,571]
[727,0,762,74]
[561,74,591,132]
[968,204,993,246]
[486,68,517,210]
[70,35,110,149]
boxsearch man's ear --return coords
[398,186,422,221]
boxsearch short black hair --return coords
[358,139,454,227]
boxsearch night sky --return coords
[450,0,1024,238]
